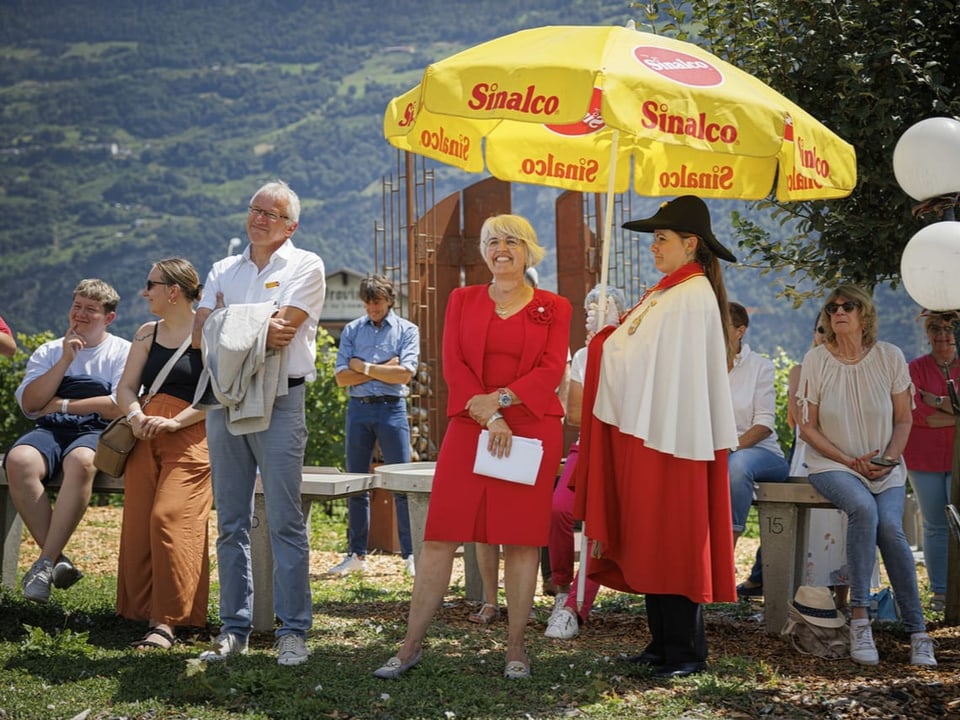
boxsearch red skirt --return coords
[579,427,736,604]
[424,414,563,546]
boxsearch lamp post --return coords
[895,116,960,625]
[227,236,242,256]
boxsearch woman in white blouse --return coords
[798,285,935,668]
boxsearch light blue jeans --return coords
[345,398,413,558]
[729,446,789,533]
[907,470,951,594]
[808,470,926,633]
[206,385,312,641]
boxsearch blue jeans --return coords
[907,470,951,594]
[729,446,789,533]
[345,398,413,558]
[206,385,311,641]
[808,470,925,632]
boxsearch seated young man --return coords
[3,279,130,602]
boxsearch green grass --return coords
[0,506,948,720]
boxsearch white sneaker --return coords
[326,553,365,576]
[850,619,879,665]
[22,558,54,603]
[547,592,570,623]
[275,634,309,666]
[404,555,416,577]
[544,607,580,639]
[198,632,248,661]
[910,633,937,667]
[52,555,83,589]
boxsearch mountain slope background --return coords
[0,0,929,361]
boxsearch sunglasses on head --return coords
[824,301,860,315]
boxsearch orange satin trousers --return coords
[116,394,212,627]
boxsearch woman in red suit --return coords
[374,213,571,681]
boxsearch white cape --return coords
[593,275,737,461]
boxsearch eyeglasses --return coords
[816,326,826,335]
[928,323,956,335]
[824,301,860,315]
[145,280,172,291]
[248,206,289,222]
[484,236,522,250]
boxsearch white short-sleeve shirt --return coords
[199,240,326,380]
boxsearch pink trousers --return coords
[548,443,601,620]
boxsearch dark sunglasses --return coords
[824,301,860,315]
[145,280,173,290]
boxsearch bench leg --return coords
[758,501,800,634]
[463,543,483,602]
[1,486,23,589]
[251,493,274,634]
[405,492,429,563]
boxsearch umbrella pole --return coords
[577,129,620,613]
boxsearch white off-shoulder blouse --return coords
[797,341,912,493]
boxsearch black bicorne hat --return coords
[622,195,736,263]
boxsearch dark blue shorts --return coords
[3,427,100,483]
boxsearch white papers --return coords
[473,430,544,485]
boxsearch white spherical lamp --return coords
[900,221,960,310]
[893,117,960,201]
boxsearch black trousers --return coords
[643,593,707,665]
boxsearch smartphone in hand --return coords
[870,456,897,467]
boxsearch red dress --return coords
[424,285,571,546]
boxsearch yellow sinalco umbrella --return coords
[384,23,857,202]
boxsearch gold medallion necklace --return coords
[627,299,657,335]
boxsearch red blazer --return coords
[442,284,571,421]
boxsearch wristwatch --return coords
[935,395,945,408]
[497,388,513,408]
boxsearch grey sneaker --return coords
[198,632,248,661]
[850,620,879,665]
[275,634,309,666]
[22,557,54,603]
[326,553,365,576]
[910,633,937,667]
[52,555,83,590]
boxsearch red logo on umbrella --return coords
[546,87,605,136]
[634,46,723,87]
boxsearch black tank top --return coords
[141,323,204,403]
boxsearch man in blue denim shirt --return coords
[328,275,420,577]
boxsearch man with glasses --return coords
[4,279,130,602]
[192,180,325,666]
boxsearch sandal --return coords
[132,626,177,651]
[504,654,531,680]
[467,603,500,625]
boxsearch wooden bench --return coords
[754,480,835,634]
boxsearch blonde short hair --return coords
[479,214,546,267]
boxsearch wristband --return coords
[363,362,372,376]
[487,411,503,427]
[126,409,144,422]
[61,398,69,414]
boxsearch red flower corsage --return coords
[527,295,555,325]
